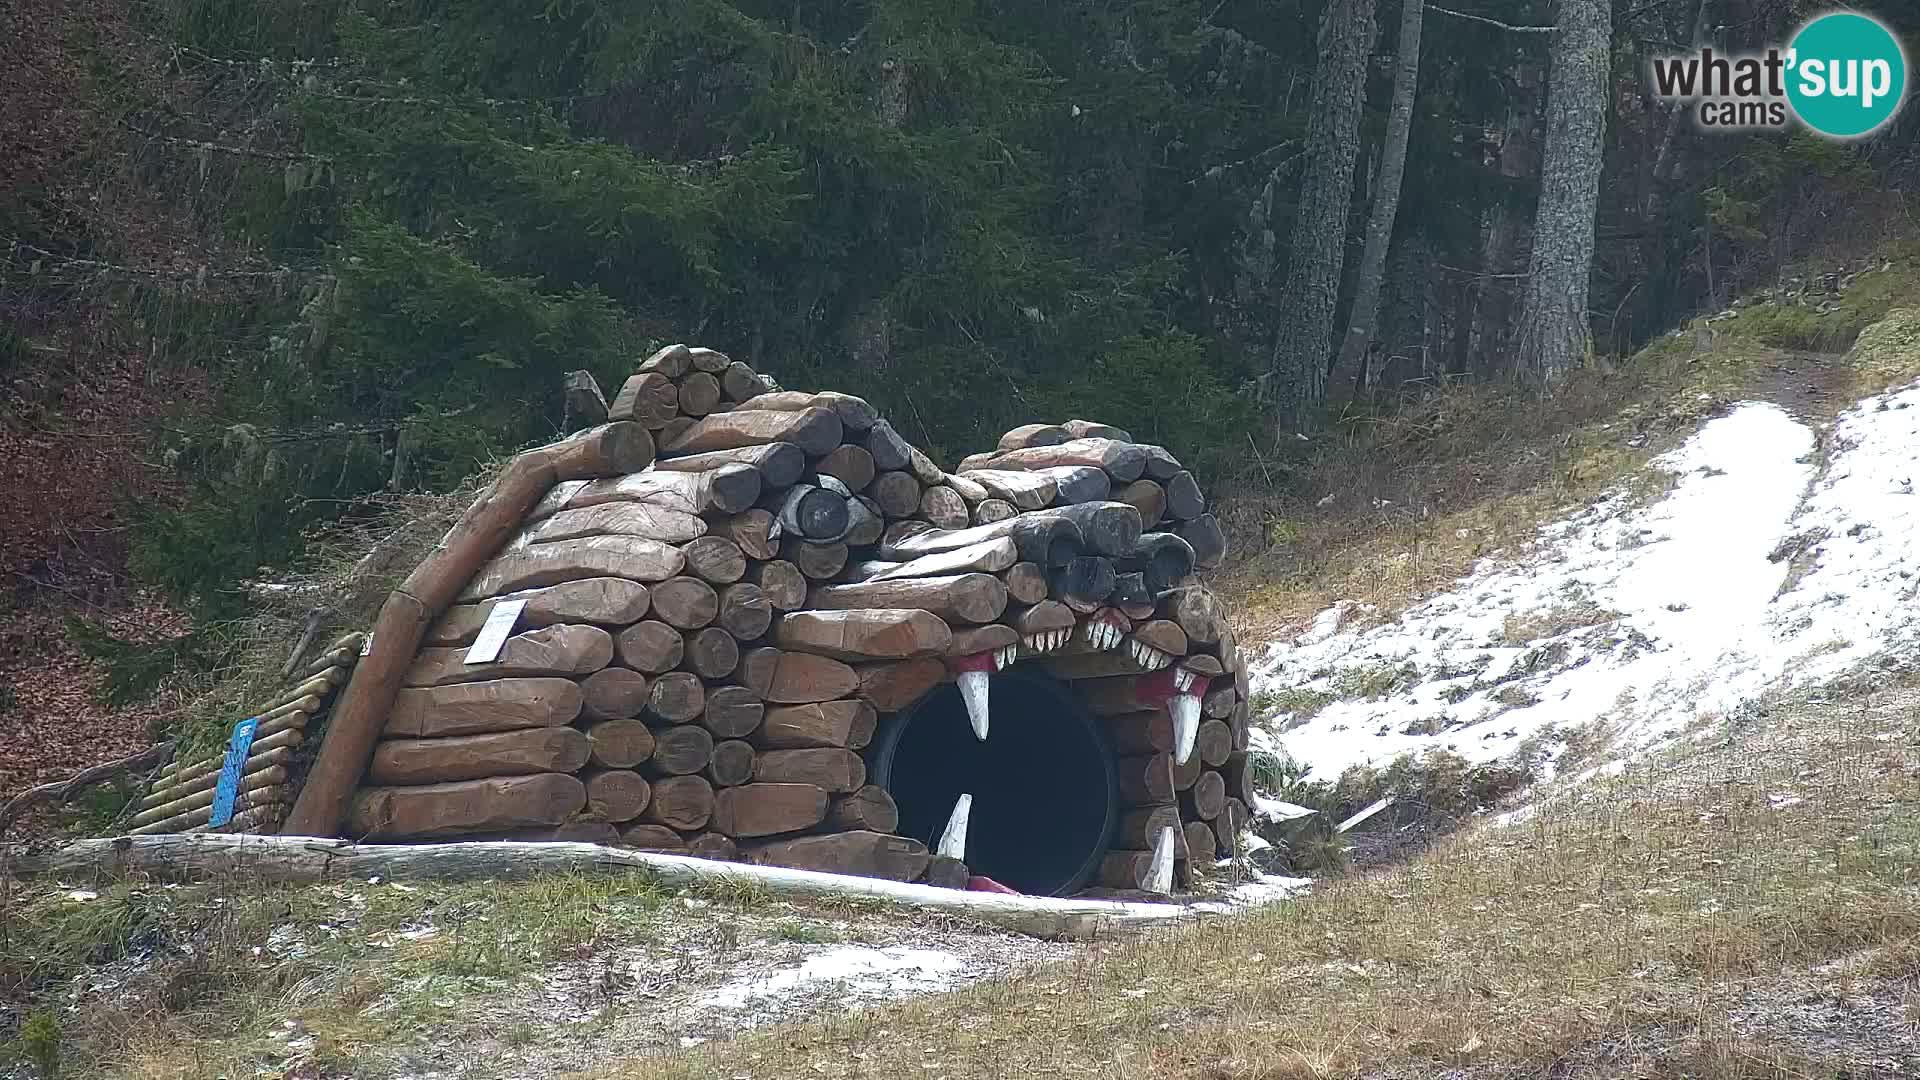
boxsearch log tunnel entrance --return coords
[871,667,1118,896]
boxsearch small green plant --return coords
[20,1010,60,1079]
[1253,686,1338,724]
[1331,661,1418,702]
[770,920,841,945]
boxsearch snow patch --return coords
[698,946,970,1011]
[1251,384,1920,785]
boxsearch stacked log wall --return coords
[301,344,1251,895]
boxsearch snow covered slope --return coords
[1248,379,1920,787]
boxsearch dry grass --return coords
[630,676,1920,1080]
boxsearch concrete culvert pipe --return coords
[870,667,1119,897]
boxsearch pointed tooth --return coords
[1024,634,1037,652]
[957,670,991,740]
[1174,668,1195,691]
[937,793,972,860]
[1153,650,1173,671]
[1147,826,1176,895]
[1171,693,1201,765]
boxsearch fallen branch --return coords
[4,834,1199,941]
[1428,5,1556,32]
[0,745,176,837]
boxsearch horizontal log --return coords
[1164,471,1205,520]
[616,620,684,673]
[686,346,731,373]
[942,472,989,504]
[584,769,652,823]
[1061,420,1133,441]
[1181,653,1224,677]
[866,470,923,519]
[816,444,876,492]
[863,420,915,472]
[585,719,656,768]
[1041,502,1143,558]
[997,423,1070,451]
[825,785,898,832]
[659,416,695,446]
[646,724,715,776]
[920,855,970,890]
[748,390,878,432]
[1204,682,1237,720]
[137,787,287,836]
[1178,514,1227,572]
[634,774,713,830]
[428,578,651,646]
[1117,753,1177,805]
[1097,849,1161,891]
[1182,821,1215,866]
[368,727,590,785]
[1103,708,1176,755]
[349,773,587,840]
[1138,444,1183,481]
[1111,573,1154,621]
[918,485,970,529]
[386,678,584,737]
[1002,562,1047,605]
[680,536,749,585]
[1114,805,1182,850]
[1162,586,1225,644]
[972,498,1015,526]
[648,671,707,723]
[714,509,780,561]
[700,685,765,739]
[530,465,762,521]
[620,823,687,850]
[1118,479,1166,528]
[637,343,692,378]
[1008,599,1075,637]
[783,538,849,580]
[517,502,708,549]
[683,626,740,680]
[853,537,1018,583]
[607,371,679,427]
[747,560,807,612]
[753,749,865,793]
[807,574,1008,625]
[974,438,1147,483]
[1050,556,1116,612]
[403,625,613,687]
[705,739,756,787]
[151,706,314,791]
[1222,751,1255,803]
[879,515,1080,570]
[946,623,1017,658]
[579,667,650,721]
[854,656,944,711]
[775,609,953,661]
[745,830,930,882]
[665,407,842,457]
[1125,533,1197,594]
[753,700,877,750]
[651,576,720,630]
[1181,769,1227,821]
[1036,465,1111,505]
[675,370,721,417]
[448,823,622,845]
[964,469,1056,510]
[720,360,764,403]
[1131,619,1188,657]
[844,496,885,546]
[712,782,828,838]
[458,536,687,600]
[738,648,861,704]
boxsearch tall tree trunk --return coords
[1330,0,1425,405]
[1513,0,1610,382]
[1267,0,1376,438]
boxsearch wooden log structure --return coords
[220,349,1251,901]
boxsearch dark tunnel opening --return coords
[869,667,1118,896]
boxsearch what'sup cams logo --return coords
[1650,11,1907,138]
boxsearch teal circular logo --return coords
[1786,13,1907,138]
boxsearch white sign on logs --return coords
[464,599,527,665]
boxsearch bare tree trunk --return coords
[1268,0,1376,437]
[1331,0,1425,405]
[1513,0,1610,382]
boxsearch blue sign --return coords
[208,716,261,828]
